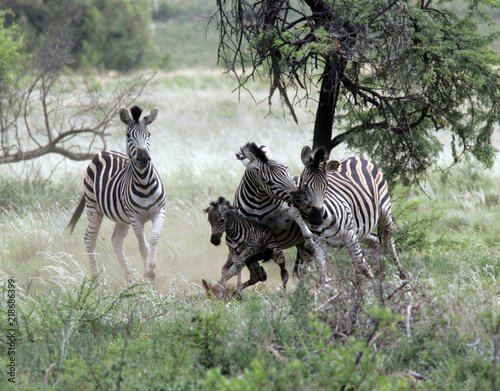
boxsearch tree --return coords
[80,0,157,71]
[213,0,500,185]
[0,10,153,165]
[0,0,158,71]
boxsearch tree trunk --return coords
[312,55,347,152]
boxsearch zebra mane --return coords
[311,147,329,167]
[130,105,143,123]
[210,196,231,208]
[237,142,269,163]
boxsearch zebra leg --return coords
[295,244,315,282]
[361,233,383,277]
[341,229,374,278]
[215,251,237,299]
[314,239,329,284]
[379,209,410,281]
[271,245,289,292]
[241,261,265,291]
[83,208,103,277]
[111,223,132,282]
[130,220,151,282]
[235,249,253,294]
[147,210,166,283]
[285,206,316,253]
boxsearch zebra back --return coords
[327,157,386,239]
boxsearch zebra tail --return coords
[67,195,86,234]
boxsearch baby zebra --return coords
[204,197,289,299]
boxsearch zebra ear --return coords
[260,145,273,159]
[240,157,259,169]
[119,107,132,125]
[326,160,340,171]
[301,145,312,166]
[144,107,158,125]
[238,148,259,169]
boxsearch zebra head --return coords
[298,145,339,226]
[204,196,232,246]
[236,142,300,203]
[119,106,158,170]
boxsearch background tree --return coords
[213,0,500,185]
[0,0,158,71]
[80,0,157,71]
[0,7,153,165]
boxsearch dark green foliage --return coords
[0,10,25,88]
[0,0,157,71]
[391,187,446,252]
[214,0,500,185]
[80,0,156,71]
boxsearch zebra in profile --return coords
[294,145,409,282]
[203,196,288,298]
[67,106,166,283]
[204,142,322,294]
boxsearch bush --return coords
[1,0,158,71]
[0,10,26,88]
[79,0,157,71]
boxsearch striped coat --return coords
[296,146,409,281]
[68,106,166,283]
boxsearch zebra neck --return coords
[131,164,155,186]
[238,170,283,208]
[223,212,244,238]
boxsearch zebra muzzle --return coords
[210,234,221,246]
[136,149,151,169]
[308,206,323,226]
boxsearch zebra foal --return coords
[67,106,166,283]
[294,146,409,282]
[203,196,289,298]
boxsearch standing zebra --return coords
[204,196,288,298]
[67,106,166,283]
[206,142,320,291]
[295,145,409,282]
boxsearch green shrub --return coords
[80,0,157,71]
[0,176,78,210]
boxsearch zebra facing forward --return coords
[203,196,288,298]
[294,146,409,282]
[67,106,166,283]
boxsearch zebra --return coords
[294,145,409,282]
[204,142,322,293]
[67,106,166,283]
[203,196,289,298]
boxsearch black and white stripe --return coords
[296,146,409,281]
[216,142,319,282]
[204,197,288,298]
[68,106,166,283]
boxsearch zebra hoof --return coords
[144,271,156,284]
[232,291,242,301]
[304,240,316,255]
[257,266,267,282]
